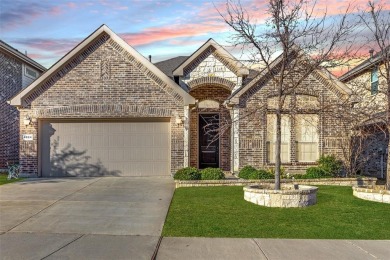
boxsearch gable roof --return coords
[154,56,189,79]
[0,40,46,72]
[227,48,351,104]
[172,38,249,77]
[339,46,390,82]
[9,25,195,107]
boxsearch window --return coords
[266,114,319,163]
[296,115,319,162]
[24,66,38,79]
[267,114,290,163]
[371,67,378,95]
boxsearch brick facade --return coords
[17,32,187,176]
[11,27,385,178]
[238,71,348,173]
[0,52,22,168]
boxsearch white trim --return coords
[9,25,195,107]
[183,105,190,167]
[232,107,240,172]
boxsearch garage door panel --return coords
[41,121,170,177]
[91,135,109,147]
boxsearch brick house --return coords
[9,25,352,177]
[340,49,389,178]
[0,40,45,170]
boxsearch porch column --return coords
[183,105,190,167]
[232,106,240,173]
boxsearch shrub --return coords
[305,167,329,179]
[249,169,274,179]
[318,155,343,177]
[173,167,201,180]
[266,166,286,177]
[200,168,225,180]
[238,165,257,179]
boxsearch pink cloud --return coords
[120,22,226,46]
[67,2,76,8]
[50,6,62,15]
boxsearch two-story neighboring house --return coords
[0,40,46,170]
[340,48,389,178]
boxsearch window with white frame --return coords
[371,67,379,95]
[296,114,319,162]
[24,66,38,79]
[267,114,290,163]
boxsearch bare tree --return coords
[358,1,389,189]
[221,0,357,189]
[330,87,387,177]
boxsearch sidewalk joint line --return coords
[253,239,269,260]
[6,178,102,232]
[346,240,379,259]
[151,236,163,260]
[41,234,85,259]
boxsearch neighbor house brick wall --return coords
[189,86,231,171]
[238,71,348,173]
[0,51,22,168]
[18,33,186,176]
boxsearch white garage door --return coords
[40,120,170,177]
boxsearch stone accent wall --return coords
[238,71,348,173]
[189,86,231,171]
[181,52,238,90]
[18,33,186,176]
[0,51,22,168]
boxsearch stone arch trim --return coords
[187,76,236,92]
[33,104,174,118]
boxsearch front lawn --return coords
[0,173,23,185]
[163,186,390,239]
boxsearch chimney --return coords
[25,50,27,56]
[369,49,374,58]
[148,55,152,62]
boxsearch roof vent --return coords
[149,55,152,62]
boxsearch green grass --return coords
[163,186,390,239]
[0,173,23,185]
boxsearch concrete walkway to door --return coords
[0,177,174,259]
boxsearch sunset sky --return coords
[1,0,388,71]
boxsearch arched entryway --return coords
[189,84,231,171]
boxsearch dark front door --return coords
[199,114,219,169]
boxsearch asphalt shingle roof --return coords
[154,56,189,79]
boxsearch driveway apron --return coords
[0,177,174,259]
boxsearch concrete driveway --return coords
[0,177,174,259]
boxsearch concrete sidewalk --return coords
[156,238,390,260]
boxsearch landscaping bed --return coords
[163,185,390,239]
[174,177,377,188]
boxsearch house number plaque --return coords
[22,134,33,141]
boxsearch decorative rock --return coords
[243,184,318,208]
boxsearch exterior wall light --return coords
[23,116,31,126]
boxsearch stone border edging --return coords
[244,184,318,207]
[175,177,377,188]
[352,186,390,204]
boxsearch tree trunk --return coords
[275,111,282,190]
[387,119,390,190]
